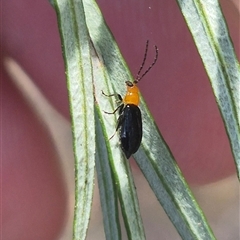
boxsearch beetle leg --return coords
[109,112,124,140]
[103,103,124,115]
[102,90,122,101]
[101,90,122,100]
[118,104,124,115]
[115,111,124,131]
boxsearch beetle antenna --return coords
[135,40,149,81]
[134,42,158,83]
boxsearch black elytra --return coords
[117,104,142,159]
[102,40,158,158]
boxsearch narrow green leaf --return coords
[53,0,95,239]
[134,110,216,240]
[176,0,240,178]
[82,0,217,239]
[91,37,146,239]
[95,111,122,240]
[93,51,122,239]
[52,0,238,239]
[82,0,216,239]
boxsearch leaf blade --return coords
[176,0,240,178]
[53,0,95,239]
[91,33,146,239]
[82,0,216,239]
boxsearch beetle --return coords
[103,40,158,158]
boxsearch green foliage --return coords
[52,0,239,239]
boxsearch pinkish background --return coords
[2,0,239,239]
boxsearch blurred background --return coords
[2,0,239,239]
